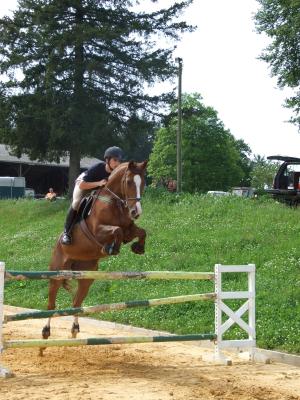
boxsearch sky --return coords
[0,0,299,158]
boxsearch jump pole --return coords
[5,292,216,322]
[5,270,214,281]
[4,334,217,349]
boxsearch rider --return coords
[61,146,124,245]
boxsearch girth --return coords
[94,194,113,204]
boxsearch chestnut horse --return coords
[42,161,147,341]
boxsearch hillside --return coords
[0,190,299,353]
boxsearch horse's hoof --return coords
[61,233,72,245]
[39,347,46,357]
[42,326,50,339]
[104,241,120,256]
[104,242,114,255]
[111,246,120,256]
[71,323,80,338]
[131,242,145,254]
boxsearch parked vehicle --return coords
[207,191,230,197]
[232,187,255,198]
[265,155,300,205]
[24,188,35,198]
[0,177,25,199]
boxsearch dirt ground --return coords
[1,306,300,400]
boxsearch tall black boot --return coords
[61,207,78,245]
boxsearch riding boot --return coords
[61,208,78,245]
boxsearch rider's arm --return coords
[78,179,107,190]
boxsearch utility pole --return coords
[176,57,183,193]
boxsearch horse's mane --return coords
[108,162,129,181]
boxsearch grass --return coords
[1,189,299,353]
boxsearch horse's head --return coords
[107,160,147,220]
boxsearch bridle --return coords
[102,165,142,209]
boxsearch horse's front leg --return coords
[96,225,124,256]
[124,224,146,254]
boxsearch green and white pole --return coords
[5,292,216,322]
[4,334,217,349]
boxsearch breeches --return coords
[72,173,92,210]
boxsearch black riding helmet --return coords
[104,146,124,161]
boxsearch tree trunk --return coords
[68,146,81,197]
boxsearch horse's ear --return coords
[141,160,148,169]
[128,160,136,172]
[128,160,147,173]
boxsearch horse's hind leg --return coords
[39,279,62,356]
[71,278,95,338]
[42,279,63,340]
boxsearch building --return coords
[0,144,101,196]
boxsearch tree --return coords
[0,0,194,192]
[255,0,300,127]
[88,113,156,163]
[119,114,156,162]
[234,139,253,186]
[250,155,279,190]
[148,93,248,192]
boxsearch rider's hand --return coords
[98,179,107,187]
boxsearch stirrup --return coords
[61,232,72,245]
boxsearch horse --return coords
[41,160,147,342]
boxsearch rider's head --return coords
[104,146,123,171]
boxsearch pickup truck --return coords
[265,155,300,205]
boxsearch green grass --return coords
[1,189,299,353]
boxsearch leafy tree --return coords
[234,139,253,186]
[250,155,279,190]
[119,114,156,161]
[0,0,194,192]
[255,0,300,127]
[91,113,156,163]
[148,93,247,192]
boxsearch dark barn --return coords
[0,144,101,196]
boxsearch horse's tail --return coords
[62,279,76,296]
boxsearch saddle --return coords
[77,195,94,222]
[75,195,115,254]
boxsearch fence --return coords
[0,261,256,377]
